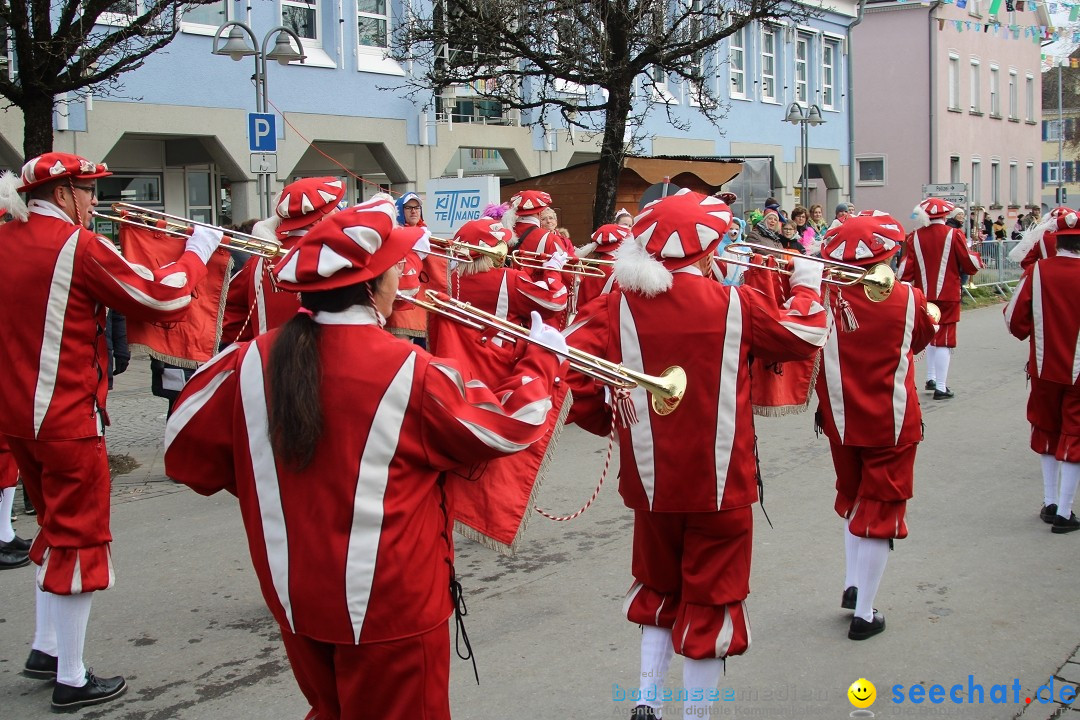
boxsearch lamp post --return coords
[212,22,306,219]
[785,102,825,208]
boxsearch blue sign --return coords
[432,189,483,226]
[248,113,276,153]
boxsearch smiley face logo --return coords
[848,678,876,708]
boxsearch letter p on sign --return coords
[248,113,277,153]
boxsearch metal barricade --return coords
[969,239,1022,296]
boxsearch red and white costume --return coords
[565,191,827,667]
[0,177,211,594]
[164,200,563,720]
[220,177,345,345]
[576,223,628,307]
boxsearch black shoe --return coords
[925,380,936,391]
[23,649,58,679]
[0,547,30,569]
[1,535,31,552]
[841,586,858,610]
[1051,513,1080,534]
[23,486,36,516]
[848,612,886,640]
[630,706,657,720]
[51,671,127,711]
[933,388,955,400]
[1040,504,1059,524]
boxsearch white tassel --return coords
[251,215,281,243]
[613,236,672,297]
[614,387,638,427]
[0,171,29,221]
[909,205,931,230]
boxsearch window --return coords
[1048,162,1061,184]
[1008,69,1017,119]
[729,27,746,99]
[649,65,678,104]
[100,0,141,25]
[761,26,777,102]
[991,160,1000,205]
[182,0,227,29]
[989,65,999,116]
[1027,162,1035,205]
[856,156,885,185]
[186,169,215,225]
[822,39,839,110]
[969,0,982,16]
[1026,74,1035,121]
[1047,119,1063,141]
[950,156,961,183]
[357,0,389,49]
[1009,162,1018,205]
[282,0,319,46]
[97,174,163,207]
[971,160,981,204]
[795,34,809,106]
[948,55,960,110]
[0,24,15,82]
[970,59,980,113]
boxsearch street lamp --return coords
[212,21,306,219]
[785,102,825,208]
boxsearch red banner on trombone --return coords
[119,224,234,368]
[430,314,572,556]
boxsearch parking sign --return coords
[248,113,276,153]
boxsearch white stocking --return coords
[53,592,93,687]
[0,487,14,542]
[32,581,57,656]
[639,625,674,716]
[1058,462,1080,518]
[1041,454,1060,507]
[853,538,890,622]
[934,347,952,392]
[683,657,724,718]
[925,347,938,383]
[844,519,859,589]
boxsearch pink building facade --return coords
[853,2,1045,231]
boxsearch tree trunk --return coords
[591,85,632,230]
[22,92,56,159]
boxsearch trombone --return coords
[93,202,284,258]
[510,249,613,278]
[428,236,509,267]
[399,289,687,416]
[722,241,895,302]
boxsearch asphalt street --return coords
[1,301,1077,720]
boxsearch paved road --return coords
[1,302,1077,720]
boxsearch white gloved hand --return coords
[529,310,568,357]
[788,255,824,293]
[412,229,432,259]
[543,249,569,271]
[185,225,225,265]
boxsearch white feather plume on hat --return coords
[1009,216,1056,263]
[613,234,672,297]
[0,171,28,222]
[910,204,931,230]
[251,214,281,243]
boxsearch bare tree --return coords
[0,1,219,159]
[394,0,811,227]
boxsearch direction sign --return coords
[923,183,968,196]
[248,113,276,153]
[250,153,278,174]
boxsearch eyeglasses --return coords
[403,205,421,211]
[71,185,97,199]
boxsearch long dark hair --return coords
[267,278,381,470]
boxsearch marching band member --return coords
[563,190,827,720]
[220,177,345,346]
[0,438,30,569]
[0,152,223,711]
[163,197,567,720]
[897,197,981,400]
[575,223,630,307]
[386,192,445,349]
[1008,206,1071,271]
[814,212,937,640]
[1004,211,1080,534]
[504,190,579,324]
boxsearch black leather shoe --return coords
[925,380,936,391]
[1040,504,1059,524]
[841,586,858,610]
[1,535,31,552]
[630,706,657,720]
[0,547,30,569]
[51,671,127,711]
[23,649,58,679]
[933,388,955,400]
[1051,513,1080,534]
[848,612,886,640]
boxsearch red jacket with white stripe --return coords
[449,266,567,325]
[897,221,981,303]
[0,204,208,441]
[815,283,936,447]
[576,250,617,308]
[564,269,827,512]
[163,312,559,644]
[1021,234,1056,270]
[1005,254,1080,385]
[221,245,301,346]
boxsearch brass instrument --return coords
[399,290,687,415]
[510,249,613,278]
[94,202,284,258]
[429,235,509,267]
[722,241,895,302]
[926,302,941,324]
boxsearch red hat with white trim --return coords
[18,152,111,193]
[509,189,553,217]
[453,218,513,260]
[275,177,346,234]
[918,197,955,219]
[272,196,425,291]
[590,223,632,249]
[1051,211,1080,237]
[821,210,905,266]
